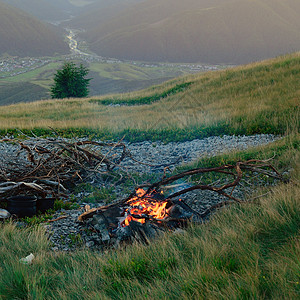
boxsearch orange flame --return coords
[122,189,168,227]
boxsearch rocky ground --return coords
[1,134,281,251]
[116,134,281,173]
[39,134,281,251]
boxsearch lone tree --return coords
[50,62,91,99]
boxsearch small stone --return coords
[0,209,10,220]
[101,230,110,243]
[92,214,106,226]
[85,241,95,248]
[116,226,131,241]
[173,228,186,235]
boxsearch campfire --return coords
[121,188,168,227]
[79,187,202,246]
[0,136,285,248]
[78,158,285,247]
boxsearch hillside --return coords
[0,2,69,57]
[0,52,299,299]
[0,52,299,142]
[73,0,300,64]
[1,0,72,21]
[67,0,144,29]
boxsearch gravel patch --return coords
[117,134,280,173]
[1,134,281,251]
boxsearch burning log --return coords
[78,159,284,246]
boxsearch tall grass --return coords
[0,133,299,299]
[0,184,298,299]
[0,53,299,141]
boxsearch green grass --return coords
[74,183,118,204]
[0,142,299,299]
[0,53,299,142]
[89,81,193,106]
[0,124,234,143]
[0,132,299,299]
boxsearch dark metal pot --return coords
[7,195,37,218]
[36,198,55,213]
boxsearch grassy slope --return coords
[0,52,299,142]
[0,60,187,105]
[0,2,68,57]
[89,62,184,81]
[0,53,299,299]
[0,82,47,106]
[0,134,299,299]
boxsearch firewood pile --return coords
[0,136,135,200]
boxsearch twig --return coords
[47,215,68,223]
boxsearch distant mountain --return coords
[73,0,300,64]
[1,1,112,22]
[0,2,69,57]
[45,0,75,11]
[68,0,144,29]
[1,0,72,21]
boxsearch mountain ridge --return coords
[73,0,300,64]
[0,1,69,57]
[1,0,71,21]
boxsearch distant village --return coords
[0,29,228,80]
[0,57,50,78]
[0,54,225,80]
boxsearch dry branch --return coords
[47,215,68,223]
[0,136,141,199]
[78,159,284,221]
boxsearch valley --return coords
[0,27,228,105]
[2,0,299,105]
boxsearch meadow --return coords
[0,52,299,142]
[0,52,299,299]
